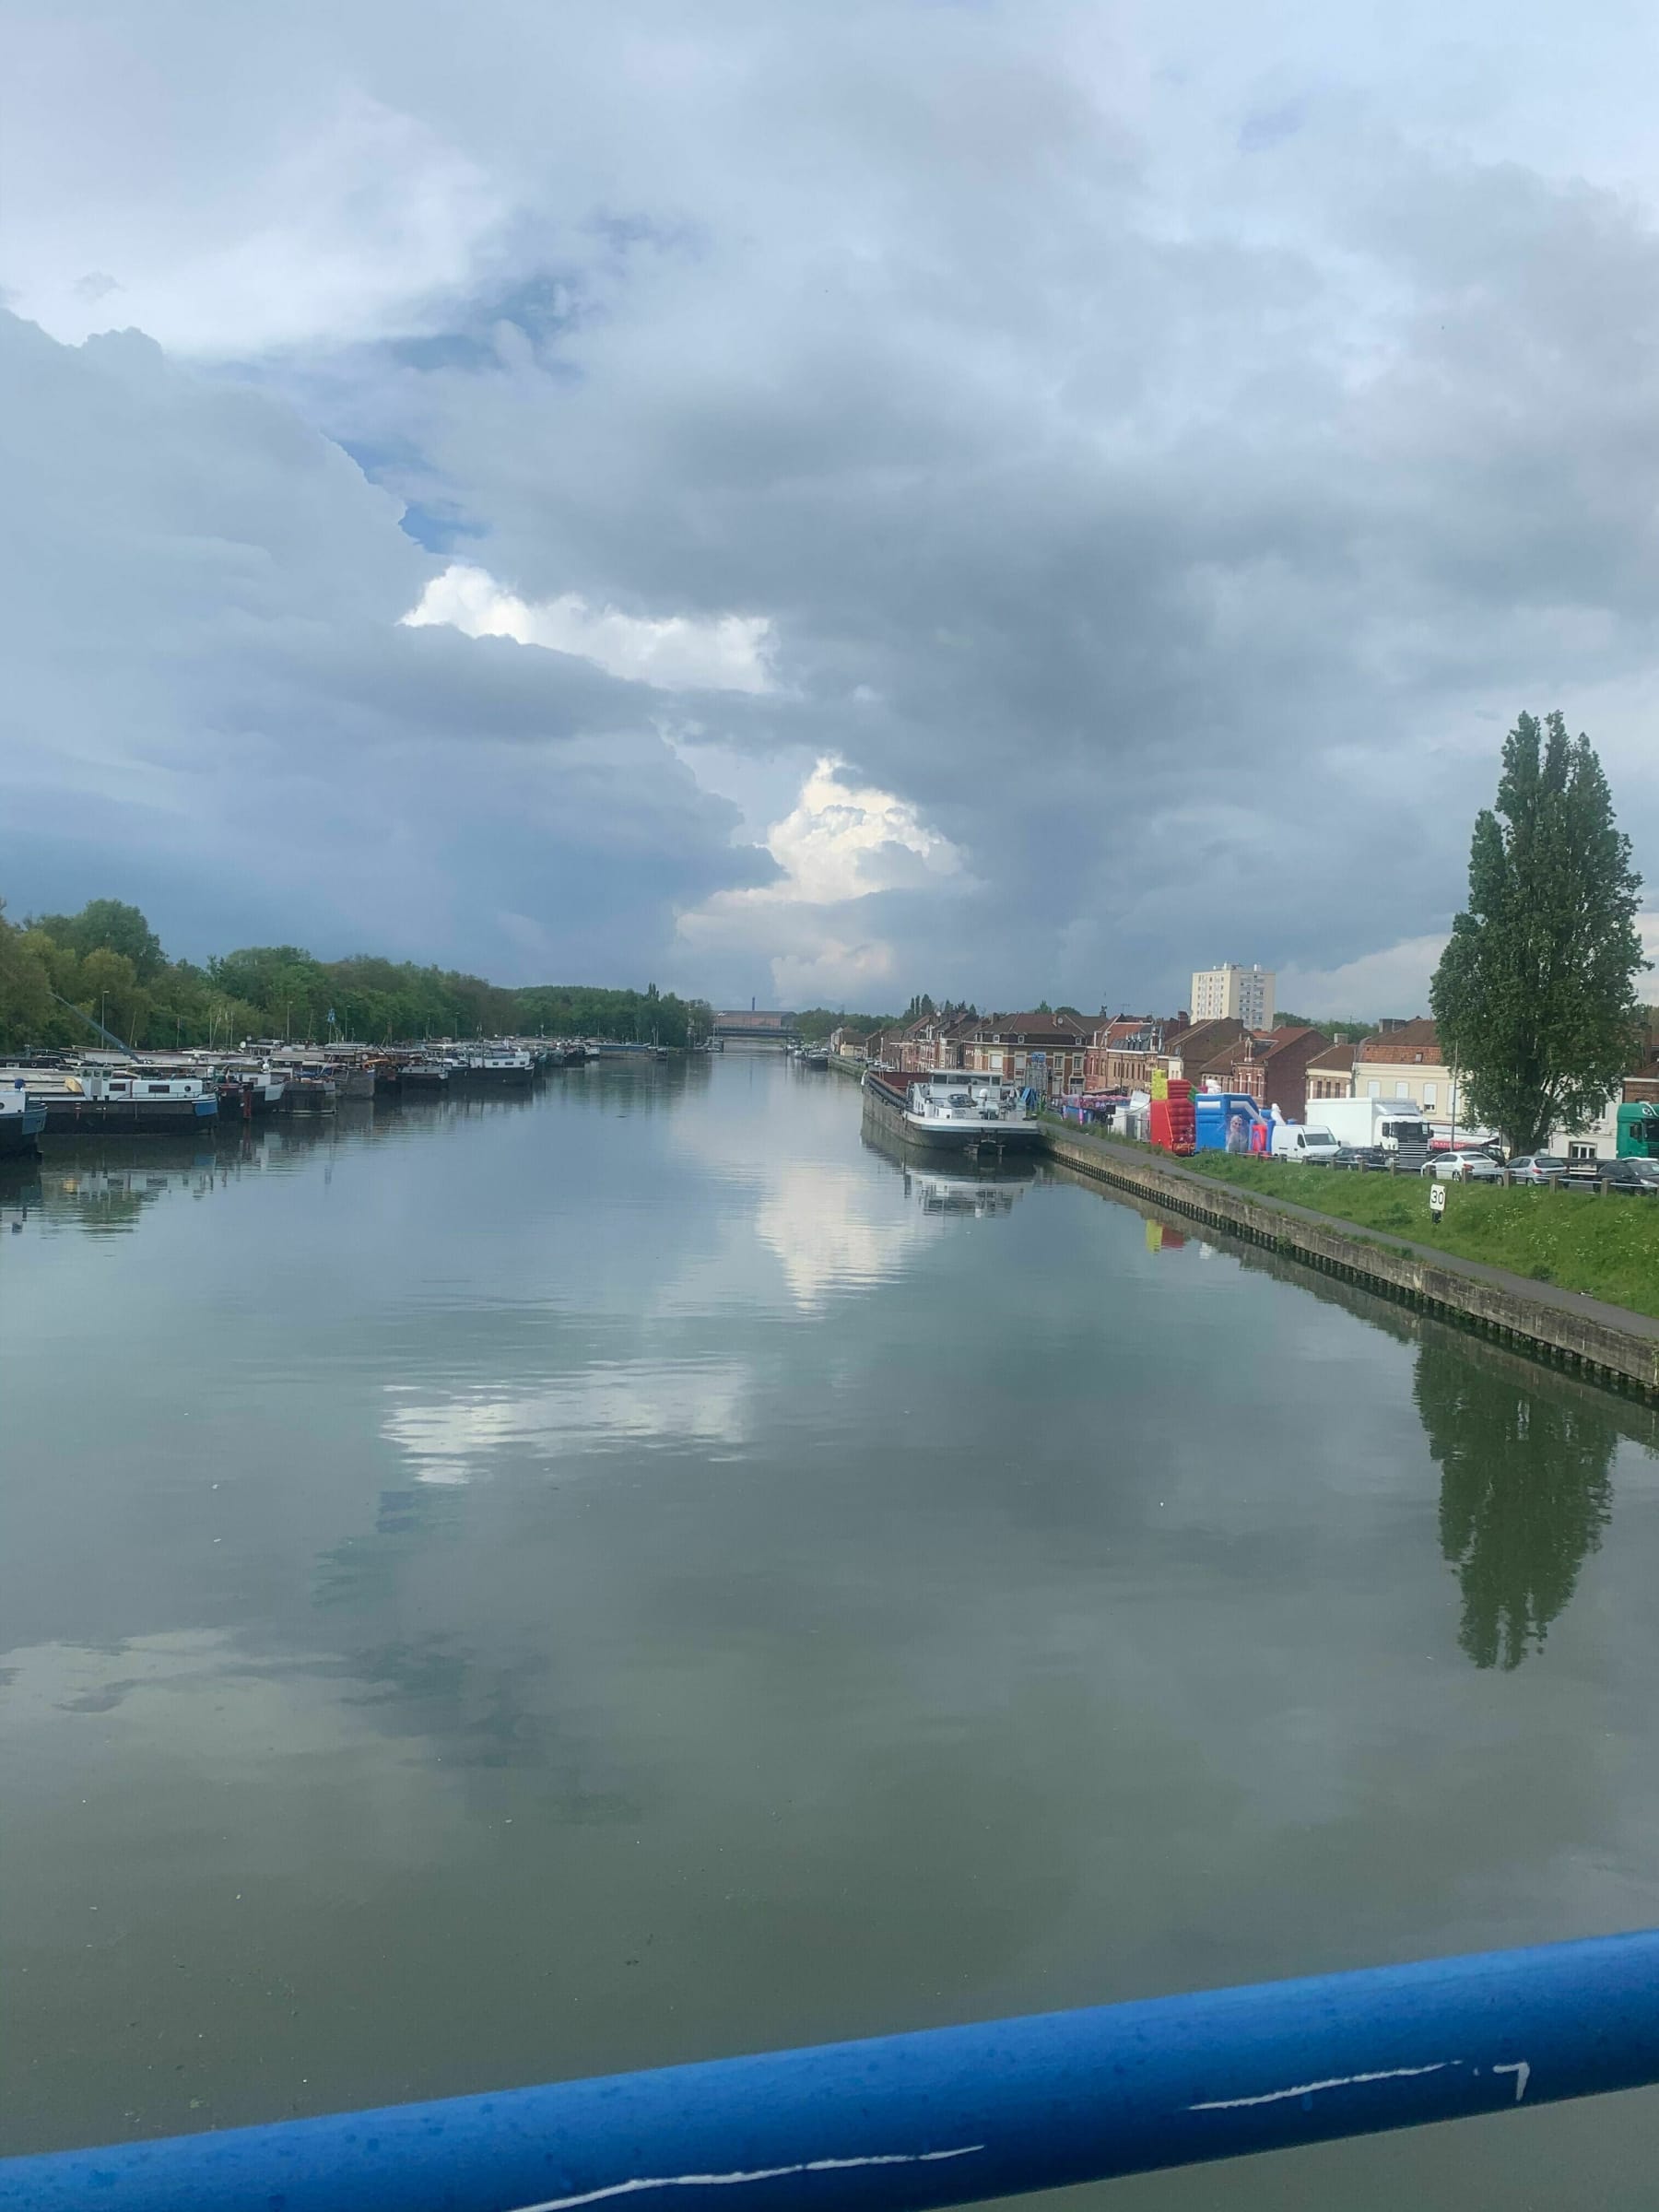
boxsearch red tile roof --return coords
[1356,1018,1440,1062]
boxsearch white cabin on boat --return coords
[901,1071,1041,1149]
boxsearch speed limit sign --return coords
[1429,1182,1447,1218]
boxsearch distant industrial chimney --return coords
[751,995,756,1012]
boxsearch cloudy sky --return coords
[5,1,1659,1015]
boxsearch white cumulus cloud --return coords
[676,756,970,1004]
[1276,935,1452,1022]
[404,562,777,695]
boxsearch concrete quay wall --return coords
[1041,1123,1659,1399]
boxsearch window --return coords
[1423,1084,1437,1108]
[1395,1080,1410,1099]
[1569,1142,1596,1161]
[1368,1079,1380,1099]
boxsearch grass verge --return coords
[1163,1152,1659,1319]
[1044,1121,1659,1319]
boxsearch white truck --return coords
[1313,1098,1433,1153]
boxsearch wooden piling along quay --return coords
[1040,1121,1659,1400]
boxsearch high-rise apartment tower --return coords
[1190,963,1275,1030]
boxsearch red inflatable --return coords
[1149,1077,1195,1156]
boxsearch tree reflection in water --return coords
[1414,1335,1616,1670]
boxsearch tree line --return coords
[0,897,712,1053]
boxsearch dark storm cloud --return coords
[6,2,1659,1004]
[0,310,769,972]
[376,122,1659,1002]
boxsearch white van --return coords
[1271,1123,1341,1165]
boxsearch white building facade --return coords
[1190,963,1276,1030]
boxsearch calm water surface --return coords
[6,1053,1659,2206]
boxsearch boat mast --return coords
[47,990,140,1058]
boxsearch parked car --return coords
[1420,1149,1505,1182]
[1507,1154,1569,1184]
[1597,1159,1659,1195]
[1563,1157,1659,1194]
[1330,1145,1387,1171]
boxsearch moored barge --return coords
[862,1067,1041,1158]
[0,1079,49,1158]
[0,1065,219,1136]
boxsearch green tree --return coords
[207,947,332,1039]
[0,900,56,1049]
[31,899,167,981]
[76,947,148,1047]
[1430,712,1646,1154]
[9,889,718,1053]
[1415,1336,1615,1670]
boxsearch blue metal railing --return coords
[6,1931,1659,2211]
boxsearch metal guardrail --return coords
[6,1932,1658,2211]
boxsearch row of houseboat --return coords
[0,1040,608,1150]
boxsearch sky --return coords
[5,1,1659,1017]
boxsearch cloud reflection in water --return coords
[381,1359,750,1486]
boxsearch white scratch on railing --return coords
[509,2144,985,2212]
[1191,2061,1457,2112]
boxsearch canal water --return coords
[5,1052,1659,2207]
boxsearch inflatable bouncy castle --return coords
[1147,1071,1195,1155]
[1192,1091,1276,1157]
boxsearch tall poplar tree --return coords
[1431,712,1645,1155]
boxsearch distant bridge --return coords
[712,1008,801,1044]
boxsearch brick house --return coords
[880,1006,982,1074]
[1159,1018,1245,1086]
[961,1012,1089,1097]
[1081,1013,1189,1093]
[1198,1025,1329,1122]
[1352,1018,1453,1116]
[829,1028,877,1061]
[1304,1038,1356,1101]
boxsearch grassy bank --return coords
[1168,1152,1659,1319]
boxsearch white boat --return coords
[215,1060,286,1114]
[465,1048,535,1083]
[0,1061,219,1134]
[900,1071,1041,1152]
